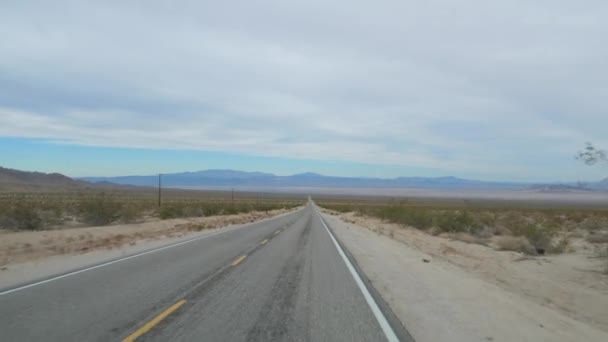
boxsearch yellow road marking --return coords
[122,299,186,342]
[231,255,247,266]
[260,239,269,245]
[274,230,281,235]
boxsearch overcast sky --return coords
[1,1,607,181]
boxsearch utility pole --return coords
[158,173,162,207]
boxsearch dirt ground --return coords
[0,208,294,268]
[323,210,608,342]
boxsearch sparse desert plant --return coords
[580,216,607,231]
[509,222,553,252]
[375,205,433,230]
[548,236,571,254]
[11,203,42,230]
[587,231,608,244]
[495,236,537,255]
[434,210,481,234]
[159,204,186,219]
[119,204,145,223]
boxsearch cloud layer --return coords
[1,1,607,180]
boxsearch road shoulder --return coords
[323,212,608,342]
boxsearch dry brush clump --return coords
[495,236,537,254]
[319,201,608,255]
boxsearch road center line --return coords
[260,239,269,245]
[122,299,186,342]
[318,211,400,342]
[231,255,247,266]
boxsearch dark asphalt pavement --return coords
[0,203,408,341]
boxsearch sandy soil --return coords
[0,208,294,269]
[323,210,608,342]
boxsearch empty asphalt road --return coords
[0,202,410,341]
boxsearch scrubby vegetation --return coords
[0,191,302,231]
[319,200,608,255]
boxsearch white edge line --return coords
[0,229,227,296]
[318,210,400,342]
[0,209,301,296]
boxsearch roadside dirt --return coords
[0,208,294,268]
[323,210,608,341]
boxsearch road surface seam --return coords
[318,210,400,342]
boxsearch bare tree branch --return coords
[576,142,607,165]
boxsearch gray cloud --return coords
[1,0,607,180]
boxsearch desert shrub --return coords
[11,203,43,230]
[119,204,145,223]
[509,222,553,251]
[434,211,481,234]
[477,211,498,228]
[159,205,185,219]
[181,206,204,217]
[37,208,63,227]
[202,204,222,216]
[495,236,536,254]
[500,211,528,233]
[587,231,608,244]
[78,193,121,225]
[579,217,606,231]
[221,204,241,216]
[548,236,571,253]
[376,206,433,229]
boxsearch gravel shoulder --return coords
[323,211,608,342]
[0,208,298,290]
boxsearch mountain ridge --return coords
[3,167,605,192]
[81,169,532,189]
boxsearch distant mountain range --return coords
[3,166,606,193]
[80,169,608,191]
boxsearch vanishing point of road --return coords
[0,202,412,341]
